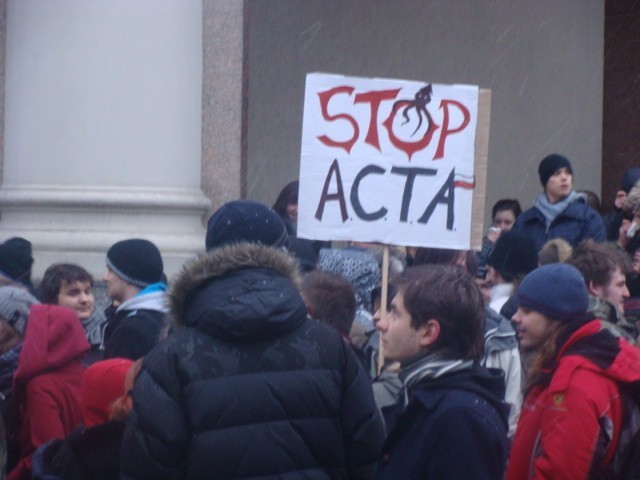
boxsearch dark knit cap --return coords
[0,237,34,286]
[538,154,573,187]
[620,167,640,194]
[205,200,288,251]
[487,230,538,278]
[106,239,163,288]
[515,264,588,322]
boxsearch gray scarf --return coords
[82,314,104,346]
[399,351,472,407]
[534,190,583,229]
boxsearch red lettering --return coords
[317,87,359,154]
[434,100,470,160]
[354,89,400,151]
[382,100,439,161]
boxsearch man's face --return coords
[102,268,129,304]
[57,280,95,321]
[511,307,554,350]
[633,250,640,275]
[545,167,573,203]
[474,277,492,304]
[376,290,423,362]
[595,267,629,313]
[486,265,500,285]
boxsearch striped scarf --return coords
[399,351,472,407]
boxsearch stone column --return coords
[0,0,211,278]
[201,0,246,215]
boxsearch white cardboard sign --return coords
[298,73,479,249]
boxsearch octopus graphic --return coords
[392,84,435,137]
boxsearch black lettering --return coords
[417,168,455,228]
[315,159,348,222]
[350,165,388,221]
[390,167,437,222]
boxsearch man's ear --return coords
[417,319,441,348]
[588,280,602,297]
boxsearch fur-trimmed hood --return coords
[169,243,307,341]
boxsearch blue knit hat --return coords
[515,264,588,322]
[205,200,288,251]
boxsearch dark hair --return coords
[39,263,94,304]
[302,270,356,336]
[371,284,397,314]
[391,265,485,361]
[579,190,602,214]
[567,239,631,288]
[272,181,299,219]
[492,199,522,221]
[411,247,475,276]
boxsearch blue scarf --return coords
[534,190,584,229]
[137,282,168,296]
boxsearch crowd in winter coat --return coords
[3,156,640,480]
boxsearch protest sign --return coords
[298,73,489,249]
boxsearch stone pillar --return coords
[201,0,246,214]
[0,0,210,278]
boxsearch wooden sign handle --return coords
[377,245,389,374]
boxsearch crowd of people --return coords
[0,153,638,478]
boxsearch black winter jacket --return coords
[377,363,509,480]
[120,243,384,479]
[103,291,169,361]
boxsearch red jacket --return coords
[507,319,640,480]
[8,305,89,480]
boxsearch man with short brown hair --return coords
[376,265,508,480]
[568,239,636,342]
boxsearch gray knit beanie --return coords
[0,286,39,336]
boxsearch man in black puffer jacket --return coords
[121,200,384,479]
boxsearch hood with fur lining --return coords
[169,243,306,341]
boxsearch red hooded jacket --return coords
[8,305,89,480]
[507,319,640,480]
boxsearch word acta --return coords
[315,159,455,228]
[317,86,470,161]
